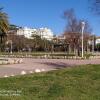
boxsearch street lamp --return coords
[92,33,95,54]
[81,21,85,58]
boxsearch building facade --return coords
[17,27,53,40]
[96,37,100,44]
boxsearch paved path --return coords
[0,58,100,77]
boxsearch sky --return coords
[0,0,100,36]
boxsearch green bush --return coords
[84,53,92,59]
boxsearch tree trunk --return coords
[68,45,71,53]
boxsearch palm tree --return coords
[0,8,9,51]
[0,8,9,43]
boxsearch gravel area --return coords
[0,58,100,77]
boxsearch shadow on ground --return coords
[39,62,72,69]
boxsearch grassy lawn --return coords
[0,65,100,100]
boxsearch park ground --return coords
[0,58,100,77]
[0,64,100,100]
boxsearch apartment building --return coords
[17,27,53,40]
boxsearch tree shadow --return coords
[39,62,72,69]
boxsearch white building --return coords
[17,27,53,40]
[96,37,100,44]
[88,36,100,45]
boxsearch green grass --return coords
[0,52,75,56]
[0,65,100,100]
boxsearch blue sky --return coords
[0,0,100,35]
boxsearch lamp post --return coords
[81,21,85,58]
[92,33,95,54]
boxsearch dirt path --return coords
[0,58,100,77]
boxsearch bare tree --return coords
[63,8,80,32]
[63,8,92,56]
[89,0,100,15]
[7,33,26,52]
